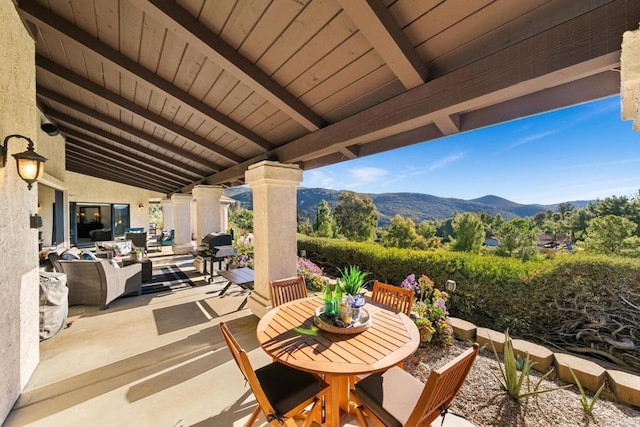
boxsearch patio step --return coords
[554,352,606,392]
[475,327,506,353]
[449,317,476,341]
[511,339,554,372]
[607,370,640,407]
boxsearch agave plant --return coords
[339,265,369,296]
[491,329,570,403]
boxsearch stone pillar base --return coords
[172,243,194,255]
[247,289,272,319]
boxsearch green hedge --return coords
[297,236,640,339]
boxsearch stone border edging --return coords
[448,317,640,408]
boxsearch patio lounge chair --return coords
[351,343,479,427]
[371,280,414,316]
[219,321,329,426]
[268,276,308,307]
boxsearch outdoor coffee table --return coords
[256,296,420,427]
[216,267,254,310]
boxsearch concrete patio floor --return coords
[5,254,473,427]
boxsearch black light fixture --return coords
[1,134,48,190]
[41,123,59,136]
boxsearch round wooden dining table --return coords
[256,295,420,427]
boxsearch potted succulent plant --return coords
[338,266,369,322]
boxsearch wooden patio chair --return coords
[371,280,414,316]
[269,276,308,307]
[351,343,479,427]
[219,321,329,427]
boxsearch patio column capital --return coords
[192,185,224,199]
[245,160,303,187]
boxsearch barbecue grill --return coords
[198,231,237,281]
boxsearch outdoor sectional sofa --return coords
[55,259,142,309]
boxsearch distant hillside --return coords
[226,187,593,226]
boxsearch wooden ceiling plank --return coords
[17,0,273,152]
[118,0,144,62]
[231,95,269,126]
[286,31,373,97]
[387,0,442,29]
[66,141,187,188]
[240,101,279,130]
[433,114,460,136]
[187,56,224,100]
[403,0,493,48]
[422,0,609,75]
[37,86,217,171]
[138,12,167,73]
[66,160,170,193]
[94,0,119,49]
[259,0,342,75]
[238,0,308,64]
[219,0,271,50]
[35,55,244,164]
[198,0,236,36]
[196,0,639,187]
[338,0,427,89]
[157,33,190,88]
[301,51,387,108]
[66,149,177,189]
[338,146,358,160]
[317,67,401,122]
[61,127,198,183]
[143,0,326,131]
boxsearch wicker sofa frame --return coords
[56,259,142,309]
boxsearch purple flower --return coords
[347,294,366,308]
[400,274,419,292]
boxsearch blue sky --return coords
[302,95,640,205]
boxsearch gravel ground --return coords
[403,340,640,427]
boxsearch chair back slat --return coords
[371,280,414,316]
[406,343,480,426]
[219,322,277,416]
[269,276,308,307]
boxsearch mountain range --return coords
[225,187,593,225]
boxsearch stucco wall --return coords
[65,171,164,229]
[0,1,39,421]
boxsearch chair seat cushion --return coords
[255,362,323,417]
[354,366,424,427]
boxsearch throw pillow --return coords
[107,258,120,269]
[61,251,80,261]
[81,250,98,261]
[113,241,132,256]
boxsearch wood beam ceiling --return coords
[18,0,274,153]
[37,88,217,171]
[142,0,326,131]
[193,0,638,190]
[338,0,428,89]
[36,56,243,165]
[66,160,169,193]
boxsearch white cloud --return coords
[509,129,559,149]
[428,152,465,171]
[304,170,336,188]
[346,167,388,189]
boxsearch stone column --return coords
[160,198,175,233]
[622,24,640,130]
[192,185,223,243]
[245,161,303,318]
[171,193,194,254]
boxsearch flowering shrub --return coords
[230,243,254,269]
[403,274,454,347]
[297,257,325,291]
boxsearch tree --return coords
[497,218,537,260]
[451,212,484,253]
[297,218,314,235]
[314,200,336,238]
[383,215,418,248]
[333,191,378,241]
[416,220,436,239]
[229,204,253,234]
[581,214,638,255]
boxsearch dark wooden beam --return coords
[338,0,428,89]
[51,116,205,180]
[66,160,169,193]
[65,136,191,187]
[142,0,326,132]
[38,89,217,171]
[17,0,274,152]
[36,56,244,164]
[66,148,179,190]
[194,0,638,188]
